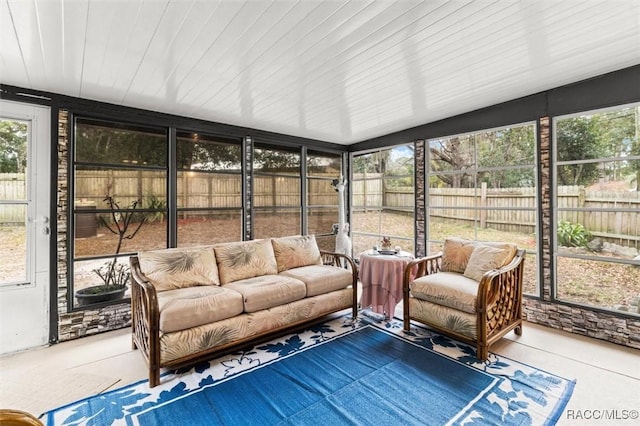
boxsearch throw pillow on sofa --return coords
[271,235,322,272]
[214,239,278,284]
[137,247,220,291]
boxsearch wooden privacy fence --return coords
[0,173,25,223]
[69,171,340,210]
[428,185,537,235]
[351,173,414,211]
[2,172,638,246]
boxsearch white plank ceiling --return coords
[1,0,639,145]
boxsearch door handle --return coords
[29,216,49,224]
[28,216,50,235]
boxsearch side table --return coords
[359,250,414,318]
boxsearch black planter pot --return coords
[75,285,127,306]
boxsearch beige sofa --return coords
[130,235,357,387]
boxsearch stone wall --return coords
[414,139,426,258]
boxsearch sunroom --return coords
[0,1,639,424]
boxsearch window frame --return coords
[425,121,540,296]
[70,116,169,310]
[552,103,640,315]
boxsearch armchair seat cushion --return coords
[223,275,307,312]
[280,265,353,297]
[157,286,243,333]
[410,272,478,314]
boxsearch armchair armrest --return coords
[402,252,442,327]
[477,249,525,308]
[402,252,443,291]
[476,249,526,342]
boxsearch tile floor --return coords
[1,312,638,425]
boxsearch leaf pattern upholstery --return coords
[157,286,244,333]
[410,271,478,314]
[223,275,307,312]
[271,235,322,272]
[441,237,476,273]
[159,288,353,363]
[463,244,515,281]
[280,264,353,297]
[409,297,477,339]
[138,246,220,291]
[214,239,278,284]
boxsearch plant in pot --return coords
[75,196,146,306]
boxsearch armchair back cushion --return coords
[463,243,517,281]
[214,239,278,284]
[137,247,220,291]
[271,235,322,272]
[440,238,475,274]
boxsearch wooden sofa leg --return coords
[514,324,523,336]
[149,367,160,388]
[477,343,489,361]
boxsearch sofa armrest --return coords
[320,250,358,317]
[130,255,162,387]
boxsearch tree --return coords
[476,126,536,188]
[352,150,390,174]
[177,137,242,171]
[75,122,167,167]
[429,136,475,188]
[253,148,300,173]
[0,120,27,173]
[556,107,639,187]
[556,116,607,185]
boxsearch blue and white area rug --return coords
[45,314,575,425]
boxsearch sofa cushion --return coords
[279,264,352,297]
[463,243,517,281]
[137,246,219,291]
[271,235,322,272]
[440,237,476,274]
[214,239,278,285]
[410,271,479,314]
[157,286,243,333]
[223,275,307,312]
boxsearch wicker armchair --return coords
[402,239,525,360]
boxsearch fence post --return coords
[480,182,487,228]
[578,186,586,226]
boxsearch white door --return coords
[0,100,51,354]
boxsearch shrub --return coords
[557,220,592,248]
[145,192,167,223]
